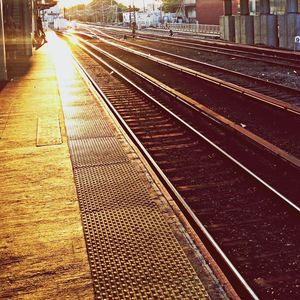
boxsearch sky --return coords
[58,0,157,9]
[58,0,91,8]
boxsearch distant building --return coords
[195,0,238,25]
[191,0,299,25]
[123,11,162,28]
[145,0,162,12]
[123,0,163,28]
[184,0,196,23]
[45,4,60,26]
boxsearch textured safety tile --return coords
[61,66,210,299]
[65,119,114,140]
[60,93,94,106]
[82,209,210,299]
[63,104,101,120]
[69,137,129,168]
[74,163,154,213]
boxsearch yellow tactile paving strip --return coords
[52,34,213,299]
[0,38,93,298]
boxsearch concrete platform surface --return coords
[0,32,235,299]
[0,37,93,299]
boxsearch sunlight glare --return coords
[58,0,92,8]
[69,35,79,45]
[49,33,79,105]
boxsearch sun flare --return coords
[58,0,92,8]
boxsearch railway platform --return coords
[0,32,235,299]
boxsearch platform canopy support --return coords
[235,0,254,44]
[220,0,235,42]
[260,0,270,14]
[279,0,300,50]
[240,0,250,15]
[286,0,298,13]
[23,0,33,56]
[224,0,232,16]
[0,0,7,80]
[253,0,278,47]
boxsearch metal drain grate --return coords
[36,116,62,146]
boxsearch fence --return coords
[165,23,220,36]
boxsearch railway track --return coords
[84,28,300,106]
[69,31,300,167]
[137,35,300,69]
[85,25,300,70]
[61,33,300,300]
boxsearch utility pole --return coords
[175,0,186,22]
[102,1,105,23]
[133,5,136,23]
[110,0,112,23]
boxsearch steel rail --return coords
[68,37,261,300]
[66,32,300,211]
[138,36,300,68]
[120,25,300,61]
[137,34,300,66]
[89,25,300,69]
[186,36,300,60]
[69,32,300,170]
[80,30,300,116]
[91,28,300,98]
[85,24,300,63]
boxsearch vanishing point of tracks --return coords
[75,29,300,162]
[87,25,300,90]
[62,31,299,300]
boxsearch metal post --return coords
[23,0,32,56]
[32,0,37,34]
[129,5,132,27]
[133,5,136,23]
[110,0,113,23]
[0,0,7,80]
[260,0,270,14]
[224,0,232,16]
[240,0,250,15]
[286,0,298,13]
[102,1,104,23]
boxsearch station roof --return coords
[36,0,58,10]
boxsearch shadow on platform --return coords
[0,80,8,91]
[6,54,32,80]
